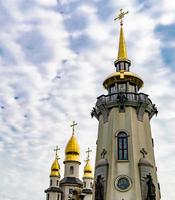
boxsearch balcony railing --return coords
[96,92,150,105]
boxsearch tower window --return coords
[47,194,49,200]
[50,179,52,186]
[117,132,128,160]
[118,83,126,92]
[84,182,86,188]
[57,180,59,186]
[70,166,74,174]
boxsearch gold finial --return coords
[70,121,77,135]
[85,147,92,161]
[54,146,60,160]
[114,9,129,61]
[114,9,129,26]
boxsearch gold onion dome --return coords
[83,160,93,179]
[50,158,60,177]
[65,135,80,162]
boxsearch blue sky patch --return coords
[155,24,175,41]
[69,34,94,52]
[16,29,53,64]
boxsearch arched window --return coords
[70,166,74,174]
[57,180,59,186]
[117,132,128,160]
[50,179,52,186]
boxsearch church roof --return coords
[83,160,93,179]
[60,177,83,187]
[45,187,63,193]
[64,134,80,162]
[50,158,60,177]
[103,71,144,89]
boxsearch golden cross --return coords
[86,147,92,161]
[70,121,77,135]
[114,9,129,25]
[54,146,60,159]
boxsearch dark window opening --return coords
[70,166,74,175]
[118,132,128,160]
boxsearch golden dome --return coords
[83,160,93,179]
[103,71,144,89]
[50,158,60,177]
[64,135,80,162]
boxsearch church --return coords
[44,10,161,200]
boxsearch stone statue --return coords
[146,174,156,200]
[95,175,104,200]
[117,92,127,111]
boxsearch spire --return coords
[50,146,60,177]
[118,25,127,60]
[114,9,131,67]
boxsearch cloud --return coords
[0,1,174,200]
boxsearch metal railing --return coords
[97,92,150,105]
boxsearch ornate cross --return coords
[114,9,129,25]
[54,146,60,159]
[86,147,92,160]
[101,148,107,159]
[70,121,77,135]
[140,148,148,158]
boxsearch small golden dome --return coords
[65,135,80,162]
[83,160,93,179]
[50,158,60,177]
[103,71,144,89]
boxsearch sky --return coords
[0,0,175,200]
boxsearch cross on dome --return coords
[114,9,129,26]
[70,121,78,135]
[85,147,92,161]
[54,146,60,159]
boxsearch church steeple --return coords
[117,25,128,60]
[82,148,93,200]
[50,146,60,177]
[45,147,62,200]
[83,148,93,179]
[114,9,131,70]
[60,121,83,200]
[64,121,80,163]
[92,9,160,200]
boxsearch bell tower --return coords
[92,9,161,200]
